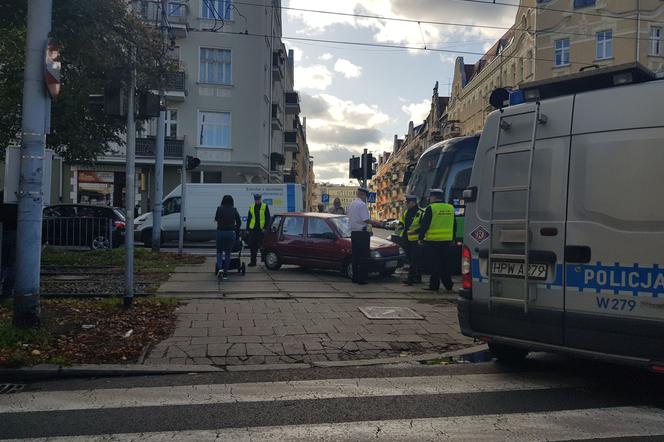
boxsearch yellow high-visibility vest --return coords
[400,209,424,242]
[248,203,267,230]
[424,202,454,241]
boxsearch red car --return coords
[263,212,406,278]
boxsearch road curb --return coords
[0,363,223,382]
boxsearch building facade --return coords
[59,0,312,212]
[310,183,358,213]
[370,83,448,221]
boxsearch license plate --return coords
[386,260,398,269]
[491,260,548,280]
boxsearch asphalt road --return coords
[3,354,664,440]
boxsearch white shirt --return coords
[348,198,370,232]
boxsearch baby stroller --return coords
[217,237,246,280]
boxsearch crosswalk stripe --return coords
[4,406,663,442]
[0,372,589,414]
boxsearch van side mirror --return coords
[463,187,477,202]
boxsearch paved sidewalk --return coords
[146,258,474,367]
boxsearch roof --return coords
[276,212,346,219]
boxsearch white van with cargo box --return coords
[134,183,303,246]
[458,63,664,371]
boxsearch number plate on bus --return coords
[491,261,548,280]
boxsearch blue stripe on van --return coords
[287,184,296,212]
[566,262,664,298]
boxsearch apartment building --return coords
[59,0,311,212]
[535,0,664,79]
[371,83,448,221]
[310,183,358,212]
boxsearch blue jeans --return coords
[216,230,236,274]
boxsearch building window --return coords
[201,0,232,20]
[199,111,231,148]
[596,30,613,60]
[573,0,595,8]
[165,109,178,138]
[554,38,570,66]
[203,171,222,183]
[650,27,662,56]
[168,1,184,17]
[199,48,232,85]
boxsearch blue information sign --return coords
[368,192,377,203]
[321,193,330,203]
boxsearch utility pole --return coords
[152,0,168,252]
[13,0,53,327]
[177,155,186,255]
[124,50,137,308]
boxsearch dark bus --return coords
[403,133,480,272]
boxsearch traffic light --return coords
[138,92,161,118]
[103,83,126,117]
[349,156,361,180]
[185,155,201,170]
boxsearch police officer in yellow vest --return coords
[246,193,271,267]
[399,195,424,285]
[418,189,455,292]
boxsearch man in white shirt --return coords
[347,187,384,284]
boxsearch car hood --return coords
[134,212,152,225]
[370,236,397,250]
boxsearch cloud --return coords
[301,93,389,129]
[334,58,363,78]
[294,65,333,90]
[300,92,330,119]
[401,99,431,123]
[319,53,333,61]
[312,127,382,145]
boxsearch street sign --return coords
[367,192,376,203]
[321,193,329,204]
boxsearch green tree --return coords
[0,0,169,162]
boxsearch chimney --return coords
[408,121,414,137]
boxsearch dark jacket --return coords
[215,205,241,235]
[246,203,271,232]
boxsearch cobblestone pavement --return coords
[146,258,475,367]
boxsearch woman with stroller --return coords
[214,195,241,279]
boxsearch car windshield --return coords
[331,216,351,238]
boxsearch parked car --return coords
[42,204,126,249]
[262,212,406,278]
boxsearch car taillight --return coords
[462,245,472,290]
[114,220,126,230]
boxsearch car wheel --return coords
[91,235,111,250]
[264,251,281,270]
[488,343,529,364]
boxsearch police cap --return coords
[429,188,444,197]
[405,195,417,202]
[253,193,262,200]
[357,187,369,194]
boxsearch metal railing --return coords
[136,137,184,158]
[42,217,117,250]
[164,71,185,92]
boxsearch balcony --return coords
[164,71,186,100]
[272,51,284,81]
[284,131,298,152]
[285,92,300,114]
[136,137,184,159]
[271,104,283,131]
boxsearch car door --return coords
[564,87,664,359]
[305,218,343,269]
[278,215,307,264]
[472,97,572,345]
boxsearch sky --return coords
[282,0,520,184]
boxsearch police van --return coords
[458,63,664,370]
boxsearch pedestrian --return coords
[246,193,271,267]
[347,187,384,285]
[317,203,326,213]
[328,197,345,215]
[214,195,241,279]
[419,189,455,292]
[399,195,423,285]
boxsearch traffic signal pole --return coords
[124,51,137,308]
[362,148,368,189]
[152,0,168,252]
[178,155,186,255]
[13,0,53,327]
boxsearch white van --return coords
[134,183,303,246]
[459,64,664,370]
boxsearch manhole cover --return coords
[51,275,90,281]
[359,306,424,320]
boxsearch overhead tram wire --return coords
[229,0,664,43]
[189,28,616,69]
